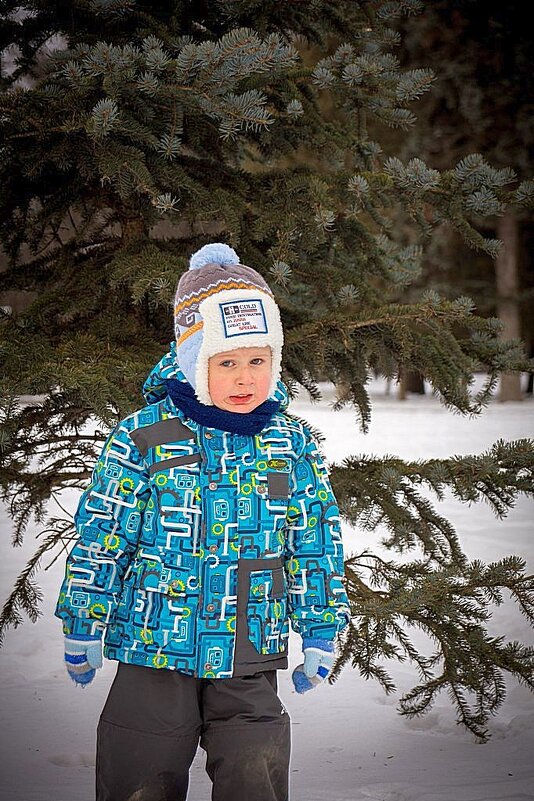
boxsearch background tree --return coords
[1,0,533,741]
[389,0,534,400]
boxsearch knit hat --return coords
[174,243,284,405]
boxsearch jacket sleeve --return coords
[55,421,150,637]
[284,426,350,642]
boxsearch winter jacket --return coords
[55,347,350,679]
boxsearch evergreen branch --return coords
[285,299,474,346]
[332,439,534,530]
[0,520,74,645]
[284,298,530,421]
[340,553,534,740]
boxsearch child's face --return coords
[208,346,272,414]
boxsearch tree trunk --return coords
[398,368,425,400]
[335,381,351,403]
[121,216,147,244]
[495,212,523,401]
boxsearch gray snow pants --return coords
[96,662,291,801]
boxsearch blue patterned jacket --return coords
[55,347,350,678]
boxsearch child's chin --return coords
[227,402,259,414]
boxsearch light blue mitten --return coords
[292,638,335,694]
[64,635,102,686]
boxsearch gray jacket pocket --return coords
[267,472,290,500]
[234,557,290,670]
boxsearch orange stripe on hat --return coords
[177,320,204,345]
[174,280,272,315]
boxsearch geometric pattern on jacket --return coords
[55,346,350,679]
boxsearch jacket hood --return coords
[143,342,289,410]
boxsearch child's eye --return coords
[250,358,264,365]
[220,360,234,368]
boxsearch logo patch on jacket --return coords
[267,459,288,470]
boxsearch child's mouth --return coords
[229,394,254,404]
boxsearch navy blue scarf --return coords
[165,379,280,435]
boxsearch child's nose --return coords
[237,366,254,384]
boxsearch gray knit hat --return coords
[174,243,284,405]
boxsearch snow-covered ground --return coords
[1,380,533,801]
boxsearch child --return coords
[56,243,350,801]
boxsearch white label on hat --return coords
[220,299,268,337]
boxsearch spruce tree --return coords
[1,0,533,740]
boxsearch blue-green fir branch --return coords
[376,1,425,20]
[89,0,135,17]
[514,179,534,209]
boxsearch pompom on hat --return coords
[174,243,284,405]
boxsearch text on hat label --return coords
[219,298,268,338]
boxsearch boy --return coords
[56,243,350,801]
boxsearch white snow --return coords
[1,380,533,801]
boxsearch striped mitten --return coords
[292,638,335,694]
[64,634,102,686]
